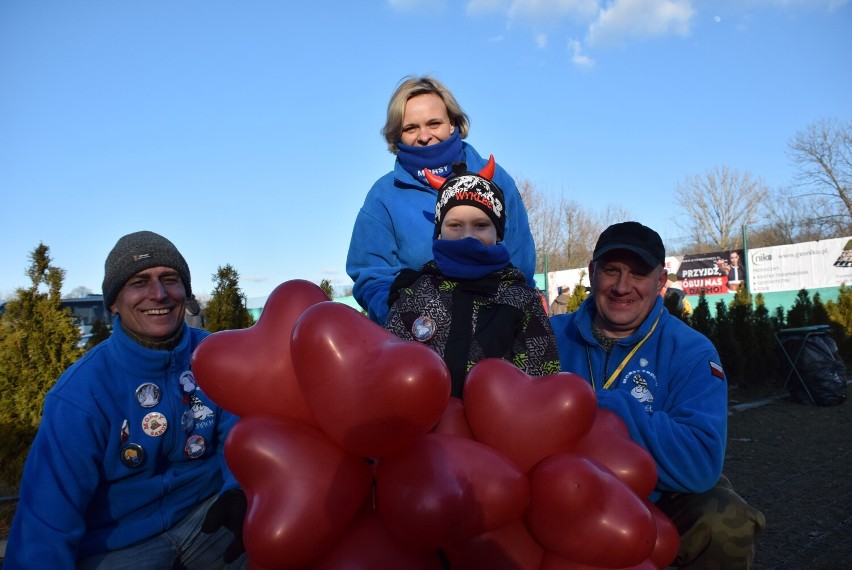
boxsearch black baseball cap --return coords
[592,221,665,268]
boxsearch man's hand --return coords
[201,489,247,563]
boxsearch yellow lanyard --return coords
[588,309,663,390]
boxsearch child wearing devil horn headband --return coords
[384,157,560,398]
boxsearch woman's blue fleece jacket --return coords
[550,295,728,500]
[346,142,536,324]
[5,320,239,568]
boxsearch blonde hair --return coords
[381,75,470,154]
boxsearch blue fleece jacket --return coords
[347,142,536,324]
[5,320,238,568]
[550,296,727,500]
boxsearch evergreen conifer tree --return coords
[690,291,713,339]
[729,287,759,390]
[824,284,852,363]
[810,292,831,326]
[205,264,255,332]
[564,282,589,314]
[711,300,744,385]
[0,243,83,487]
[86,317,112,349]
[773,306,786,330]
[786,289,813,328]
[825,284,852,336]
[751,294,782,391]
[319,279,334,300]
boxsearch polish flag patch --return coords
[709,360,726,380]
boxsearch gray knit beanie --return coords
[102,231,192,309]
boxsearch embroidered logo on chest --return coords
[621,368,659,409]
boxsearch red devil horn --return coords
[478,155,496,180]
[424,168,446,190]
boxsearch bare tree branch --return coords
[674,166,769,251]
[518,178,632,271]
[788,117,852,220]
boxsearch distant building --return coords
[0,294,113,333]
[245,294,364,321]
[58,295,114,334]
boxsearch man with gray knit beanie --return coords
[6,231,247,569]
[102,230,193,310]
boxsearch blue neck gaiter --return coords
[433,237,511,280]
[397,131,464,184]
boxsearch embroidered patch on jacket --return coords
[622,368,658,413]
[709,360,726,380]
[629,373,654,404]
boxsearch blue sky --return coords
[1,0,850,301]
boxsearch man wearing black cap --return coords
[550,221,765,569]
[6,231,246,569]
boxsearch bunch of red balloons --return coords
[192,280,679,570]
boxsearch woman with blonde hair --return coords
[347,75,536,324]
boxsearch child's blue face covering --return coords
[432,237,510,280]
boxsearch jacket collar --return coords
[576,294,666,346]
[393,142,482,190]
[106,316,192,375]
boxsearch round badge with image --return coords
[411,315,437,342]
[181,408,195,433]
[141,412,168,437]
[135,382,161,408]
[120,442,146,468]
[184,434,207,459]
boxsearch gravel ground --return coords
[725,389,852,569]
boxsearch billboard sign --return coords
[748,236,852,293]
[670,250,745,296]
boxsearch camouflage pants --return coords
[656,474,766,569]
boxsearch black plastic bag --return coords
[780,331,847,406]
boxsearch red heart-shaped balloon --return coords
[464,359,597,472]
[645,498,680,569]
[291,302,451,457]
[225,416,373,569]
[430,397,474,439]
[312,509,444,570]
[443,518,545,570]
[192,279,328,422]
[526,453,656,568]
[573,408,658,497]
[375,433,529,550]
